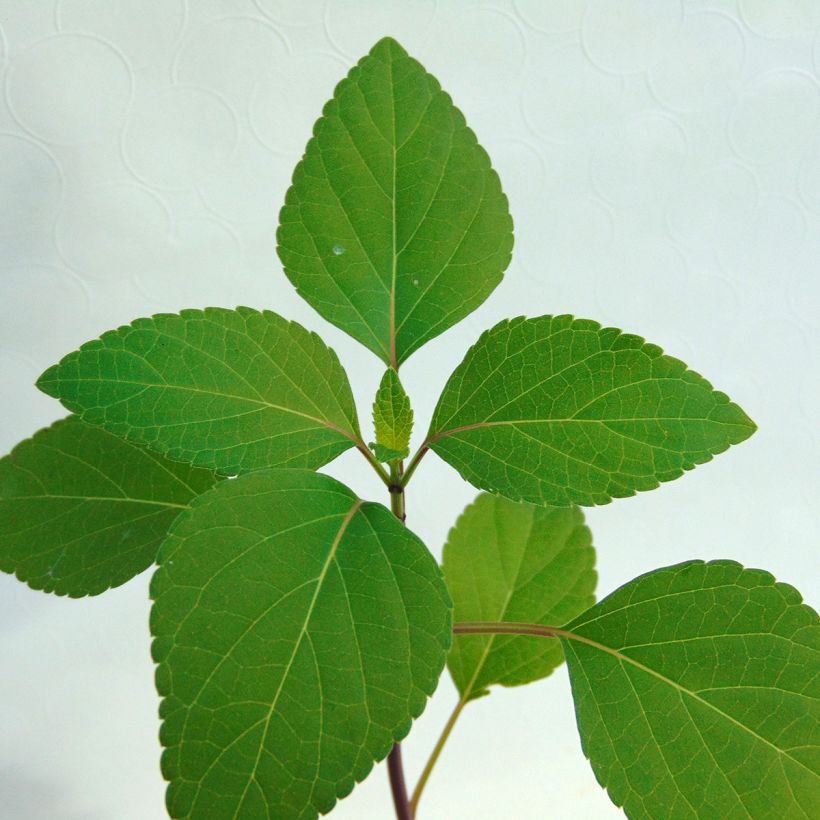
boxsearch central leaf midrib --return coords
[234,499,364,816]
[430,415,745,445]
[457,619,815,778]
[72,378,357,442]
[388,47,398,369]
[9,493,188,509]
[560,627,816,777]
[173,511,357,812]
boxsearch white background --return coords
[1,1,818,818]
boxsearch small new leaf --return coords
[277,36,513,367]
[36,307,362,476]
[428,316,756,506]
[370,367,413,463]
[444,493,596,701]
[151,469,452,819]
[562,560,820,819]
[0,416,218,597]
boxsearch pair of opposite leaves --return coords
[1,37,815,820]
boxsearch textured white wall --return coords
[1,2,818,818]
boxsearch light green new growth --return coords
[371,367,413,463]
[428,315,756,506]
[36,307,363,476]
[277,37,514,368]
[151,469,451,820]
[562,560,820,819]
[0,416,218,597]
[444,493,596,700]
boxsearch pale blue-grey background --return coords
[1,1,818,818]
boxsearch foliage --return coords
[1,35,816,820]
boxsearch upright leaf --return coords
[0,416,218,597]
[428,316,756,506]
[277,36,513,367]
[37,307,362,476]
[444,493,596,701]
[151,469,452,819]
[561,560,820,819]
[370,367,413,462]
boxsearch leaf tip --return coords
[738,408,758,440]
[370,36,408,59]
[716,398,758,445]
[35,363,61,399]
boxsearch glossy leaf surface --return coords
[37,308,361,476]
[277,37,513,366]
[151,469,451,819]
[0,416,218,596]
[563,560,820,818]
[444,493,596,700]
[429,316,756,506]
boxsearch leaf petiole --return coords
[453,621,561,639]
[409,698,467,817]
[411,621,566,816]
[355,441,391,485]
[399,444,428,488]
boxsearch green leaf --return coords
[36,307,362,476]
[443,493,596,701]
[0,416,218,597]
[151,468,452,819]
[428,316,756,506]
[561,560,820,819]
[370,367,413,463]
[277,36,513,367]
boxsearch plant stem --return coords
[387,460,411,820]
[409,697,466,817]
[387,744,412,820]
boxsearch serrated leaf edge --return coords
[276,36,514,367]
[149,469,452,819]
[0,416,209,598]
[35,306,364,474]
[426,314,756,507]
